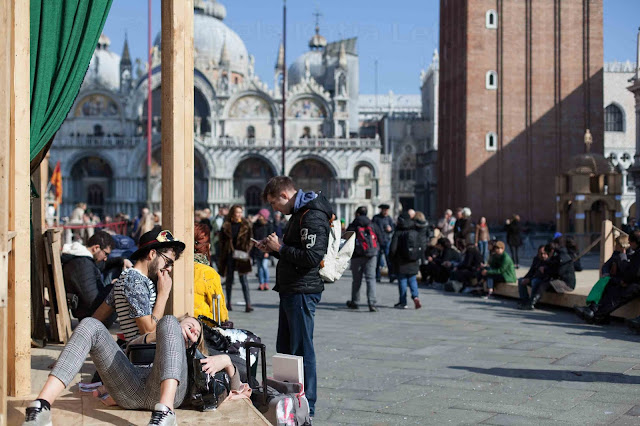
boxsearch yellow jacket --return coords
[194,262,229,322]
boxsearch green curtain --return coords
[30,0,113,173]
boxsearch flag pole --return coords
[281,0,287,176]
[146,0,153,208]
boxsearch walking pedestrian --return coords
[505,214,523,268]
[475,216,490,263]
[345,206,381,312]
[372,203,395,282]
[251,208,274,291]
[218,205,254,313]
[390,212,424,309]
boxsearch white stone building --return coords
[49,0,393,225]
[604,60,637,222]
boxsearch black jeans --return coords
[225,257,251,306]
[508,244,520,265]
[596,282,640,317]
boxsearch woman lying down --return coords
[22,316,243,426]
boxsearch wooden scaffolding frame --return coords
[0,0,196,421]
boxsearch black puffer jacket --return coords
[61,254,106,319]
[390,215,427,276]
[272,192,333,294]
[547,247,576,289]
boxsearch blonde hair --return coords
[139,213,155,235]
[414,211,426,222]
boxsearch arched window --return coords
[486,132,497,151]
[246,125,255,139]
[486,71,497,90]
[486,10,498,29]
[93,124,104,137]
[605,104,624,132]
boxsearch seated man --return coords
[422,237,461,284]
[481,241,516,299]
[450,242,483,290]
[528,238,576,309]
[576,234,640,325]
[62,231,128,322]
[92,228,186,341]
[517,245,549,310]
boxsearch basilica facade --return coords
[49,0,395,225]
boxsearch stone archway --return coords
[69,156,114,217]
[289,158,336,199]
[233,156,276,214]
[149,148,210,209]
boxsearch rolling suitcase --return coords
[245,341,311,426]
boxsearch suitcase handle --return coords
[244,341,267,407]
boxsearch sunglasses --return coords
[157,251,174,269]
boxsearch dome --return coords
[566,153,616,175]
[288,50,328,87]
[82,35,121,91]
[154,2,249,76]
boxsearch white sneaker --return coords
[22,400,52,426]
[148,403,177,426]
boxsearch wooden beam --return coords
[31,158,49,343]
[8,0,31,397]
[161,0,195,315]
[0,0,11,419]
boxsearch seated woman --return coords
[450,242,483,290]
[422,237,461,284]
[527,238,576,309]
[194,223,229,322]
[22,316,241,426]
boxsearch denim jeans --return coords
[377,240,394,280]
[478,240,489,263]
[485,274,505,290]
[350,256,377,305]
[397,274,419,305]
[277,292,322,416]
[518,277,542,303]
[257,257,269,284]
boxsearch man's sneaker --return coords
[23,400,52,426]
[369,305,378,312]
[394,303,408,309]
[346,300,359,310]
[148,403,177,426]
[413,297,422,309]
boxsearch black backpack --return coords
[354,225,378,257]
[399,229,421,262]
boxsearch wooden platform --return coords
[493,268,640,319]
[5,345,270,425]
[7,395,268,425]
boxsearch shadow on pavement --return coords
[449,366,640,384]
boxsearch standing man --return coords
[346,206,381,312]
[257,176,332,419]
[373,203,395,282]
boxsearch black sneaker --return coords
[369,305,378,312]
[346,300,359,310]
[148,403,177,426]
[394,303,408,309]
[23,400,52,426]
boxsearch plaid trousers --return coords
[51,316,189,410]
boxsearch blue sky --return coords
[102,0,639,96]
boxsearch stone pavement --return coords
[231,265,640,425]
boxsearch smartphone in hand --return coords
[250,238,261,244]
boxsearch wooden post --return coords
[0,0,11,419]
[600,219,614,268]
[8,0,31,397]
[161,0,195,315]
[31,157,49,343]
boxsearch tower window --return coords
[486,71,498,90]
[486,10,498,29]
[486,132,497,151]
[605,103,624,132]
